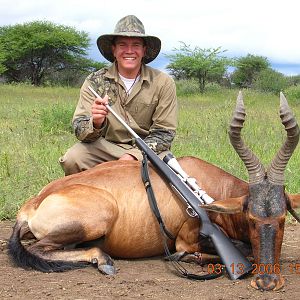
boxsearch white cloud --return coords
[1,0,299,72]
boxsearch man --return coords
[59,15,178,175]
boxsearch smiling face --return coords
[112,37,146,78]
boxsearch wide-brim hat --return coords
[97,15,161,64]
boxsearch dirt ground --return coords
[0,221,299,300]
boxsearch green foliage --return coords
[253,69,289,94]
[175,79,199,96]
[0,21,105,86]
[287,75,300,86]
[0,43,6,74]
[0,84,77,219]
[43,60,108,87]
[284,85,300,102]
[40,103,74,134]
[173,89,300,196]
[166,42,232,93]
[232,54,270,88]
[175,79,225,96]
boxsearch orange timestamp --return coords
[207,263,300,275]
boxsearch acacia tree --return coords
[166,42,231,93]
[0,44,6,74]
[0,21,105,86]
[232,54,270,88]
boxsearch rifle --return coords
[88,86,253,280]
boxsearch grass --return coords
[1,84,300,219]
[0,84,78,218]
[174,89,300,183]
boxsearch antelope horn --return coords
[267,93,300,185]
[228,91,265,184]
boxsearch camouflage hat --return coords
[97,15,161,64]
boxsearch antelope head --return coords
[229,92,300,290]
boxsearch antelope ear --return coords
[286,194,300,209]
[201,196,248,214]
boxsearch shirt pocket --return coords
[129,98,158,129]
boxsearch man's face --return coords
[112,37,146,77]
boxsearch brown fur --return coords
[9,156,300,290]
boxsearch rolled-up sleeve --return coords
[72,79,106,142]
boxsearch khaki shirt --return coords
[72,63,177,155]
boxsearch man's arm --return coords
[72,79,108,143]
[144,128,176,153]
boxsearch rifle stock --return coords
[87,85,253,280]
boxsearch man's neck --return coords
[117,66,141,79]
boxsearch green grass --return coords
[174,89,300,185]
[1,84,300,219]
[0,84,78,218]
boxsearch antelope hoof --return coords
[99,264,117,275]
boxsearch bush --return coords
[284,85,300,102]
[287,75,300,86]
[175,79,199,96]
[203,82,224,94]
[253,69,289,94]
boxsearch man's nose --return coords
[125,45,134,52]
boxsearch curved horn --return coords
[267,93,300,185]
[228,91,265,184]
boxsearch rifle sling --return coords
[141,151,175,241]
[141,151,224,280]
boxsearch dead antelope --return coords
[8,92,300,291]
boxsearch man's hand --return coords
[119,154,137,161]
[92,95,109,129]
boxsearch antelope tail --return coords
[8,221,88,272]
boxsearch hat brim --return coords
[97,33,161,64]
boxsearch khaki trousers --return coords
[59,137,169,175]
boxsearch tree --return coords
[43,58,107,87]
[232,54,270,88]
[0,21,106,86]
[166,42,231,93]
[0,44,6,74]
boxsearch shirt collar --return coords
[104,62,150,84]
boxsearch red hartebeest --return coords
[8,92,300,291]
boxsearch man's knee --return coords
[59,145,94,175]
[59,149,81,176]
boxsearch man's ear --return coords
[201,195,248,214]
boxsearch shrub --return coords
[253,69,289,94]
[284,85,300,102]
[175,79,199,96]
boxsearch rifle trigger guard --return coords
[186,205,197,218]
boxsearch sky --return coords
[1,0,300,75]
